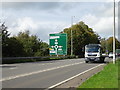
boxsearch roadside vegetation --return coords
[1,22,120,62]
[1,22,101,58]
[78,59,119,88]
[1,23,49,57]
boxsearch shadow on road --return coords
[0,65,17,68]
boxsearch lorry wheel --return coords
[85,61,89,63]
[102,60,104,63]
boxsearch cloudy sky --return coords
[1,0,119,43]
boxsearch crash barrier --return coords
[2,55,81,64]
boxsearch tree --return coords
[34,42,49,56]
[16,30,49,57]
[107,37,120,53]
[1,23,49,57]
[4,37,24,57]
[62,21,100,56]
[1,23,10,41]
[1,23,24,57]
[100,38,107,53]
[1,23,10,57]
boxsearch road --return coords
[1,58,111,89]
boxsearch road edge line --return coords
[47,64,105,89]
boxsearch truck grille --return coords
[88,54,97,56]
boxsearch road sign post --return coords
[49,33,67,56]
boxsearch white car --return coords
[102,53,107,57]
[109,52,113,58]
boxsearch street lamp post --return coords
[113,0,116,64]
[71,16,75,56]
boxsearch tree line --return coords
[1,21,120,57]
[62,21,100,56]
[101,37,120,53]
[1,23,49,57]
[61,21,120,56]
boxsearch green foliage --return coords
[1,23,10,41]
[1,23,49,57]
[107,37,120,53]
[100,38,107,53]
[100,37,120,54]
[15,30,49,57]
[3,37,24,57]
[63,21,100,55]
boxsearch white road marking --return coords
[0,64,21,67]
[38,64,45,66]
[47,64,105,89]
[9,68,18,70]
[1,61,84,82]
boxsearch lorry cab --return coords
[85,44,104,63]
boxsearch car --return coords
[109,52,113,58]
[116,53,120,57]
[102,53,108,57]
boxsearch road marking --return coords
[1,61,84,82]
[38,64,45,66]
[0,64,21,67]
[10,68,18,70]
[47,64,105,89]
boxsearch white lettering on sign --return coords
[58,46,62,48]
[50,36,60,39]
[55,42,58,44]
[50,51,56,53]
[58,49,62,51]
[55,39,58,42]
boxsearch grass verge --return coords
[78,59,119,88]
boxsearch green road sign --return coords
[49,33,67,55]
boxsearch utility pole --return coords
[113,0,116,64]
[71,16,75,56]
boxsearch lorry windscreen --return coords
[86,47,99,52]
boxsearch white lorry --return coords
[85,44,104,63]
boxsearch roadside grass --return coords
[119,59,120,89]
[78,59,119,88]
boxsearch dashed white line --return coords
[1,61,84,82]
[38,64,45,66]
[9,68,18,70]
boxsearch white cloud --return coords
[17,17,38,31]
[80,1,119,39]
[94,17,113,34]
[8,17,39,35]
[3,2,119,42]
[7,17,68,43]
[81,14,115,38]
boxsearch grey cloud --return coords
[2,2,84,13]
[2,2,61,11]
[2,2,118,42]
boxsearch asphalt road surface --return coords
[1,58,112,89]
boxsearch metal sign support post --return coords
[113,0,116,64]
